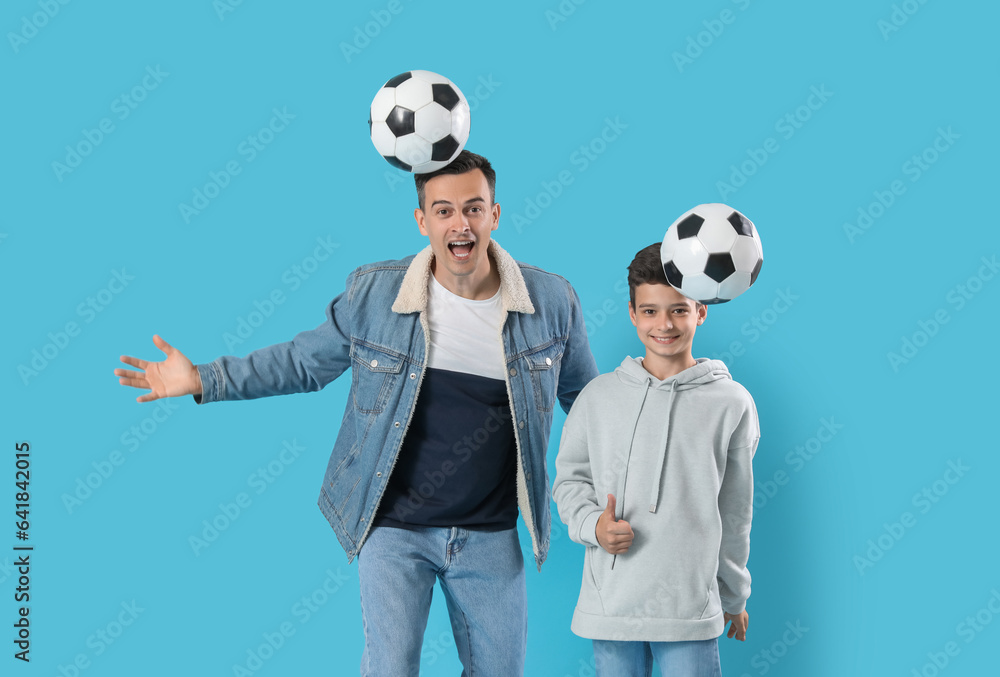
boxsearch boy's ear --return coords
[628,301,638,327]
[696,303,707,325]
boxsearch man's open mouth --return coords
[448,240,474,259]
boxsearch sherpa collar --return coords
[391,239,535,315]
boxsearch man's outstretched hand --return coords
[115,335,201,403]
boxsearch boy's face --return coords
[629,283,706,365]
[414,169,499,288]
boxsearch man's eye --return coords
[437,210,449,216]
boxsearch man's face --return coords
[628,283,706,364]
[415,169,499,288]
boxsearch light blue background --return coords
[3,1,998,675]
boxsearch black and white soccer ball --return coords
[660,204,763,304]
[369,70,471,174]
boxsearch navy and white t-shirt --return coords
[374,275,518,531]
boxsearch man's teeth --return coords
[449,241,474,258]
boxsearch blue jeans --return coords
[593,638,722,677]
[357,525,526,676]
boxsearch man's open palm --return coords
[115,335,201,403]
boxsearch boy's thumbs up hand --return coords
[596,494,634,555]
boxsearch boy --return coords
[553,243,759,676]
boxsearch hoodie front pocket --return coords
[699,579,722,619]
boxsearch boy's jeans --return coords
[357,525,526,676]
[594,638,722,677]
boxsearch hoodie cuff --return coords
[720,591,747,615]
[578,509,603,548]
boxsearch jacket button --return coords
[394,421,400,428]
[370,359,379,368]
[518,421,525,429]
[376,472,382,477]
[545,357,552,366]
[409,373,416,379]
[509,367,517,376]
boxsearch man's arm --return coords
[556,280,599,414]
[195,285,353,404]
[116,271,355,404]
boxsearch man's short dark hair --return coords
[627,242,703,309]
[414,150,496,210]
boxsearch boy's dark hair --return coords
[414,150,496,210]
[627,242,703,309]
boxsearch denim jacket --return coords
[195,240,598,567]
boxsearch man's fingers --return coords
[118,376,150,389]
[136,391,160,403]
[119,355,148,370]
[115,368,146,380]
[153,334,174,356]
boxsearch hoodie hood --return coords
[616,356,732,390]
[614,357,732,515]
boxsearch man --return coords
[114,151,598,675]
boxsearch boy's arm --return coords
[552,401,603,548]
[717,399,760,615]
[195,272,355,404]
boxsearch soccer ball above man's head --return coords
[660,204,763,304]
[369,70,471,174]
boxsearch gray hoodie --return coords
[553,356,759,642]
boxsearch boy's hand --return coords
[596,494,634,555]
[724,610,749,641]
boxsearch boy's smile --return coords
[629,283,706,380]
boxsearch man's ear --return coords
[415,207,428,236]
[491,202,500,232]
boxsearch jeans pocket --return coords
[350,341,404,414]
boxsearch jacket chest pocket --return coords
[350,342,405,414]
[526,342,564,413]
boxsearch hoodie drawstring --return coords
[611,384,651,570]
[647,380,677,513]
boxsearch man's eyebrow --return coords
[430,199,454,207]
[464,197,486,204]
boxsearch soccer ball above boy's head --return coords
[413,150,501,300]
[627,243,707,378]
